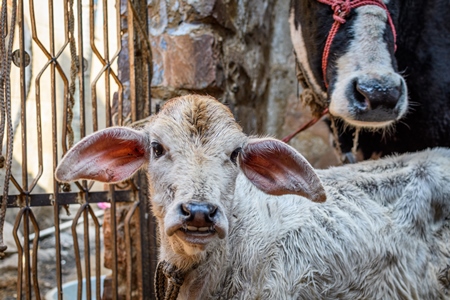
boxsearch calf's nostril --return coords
[181,203,191,217]
[180,203,219,226]
[207,205,218,222]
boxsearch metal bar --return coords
[124,200,139,300]
[72,203,87,300]
[29,209,41,300]
[89,0,98,132]
[52,199,63,300]
[115,0,123,126]
[17,0,27,197]
[27,0,44,192]
[127,0,136,123]
[51,2,64,299]
[83,205,92,300]
[13,208,25,300]
[138,173,155,300]
[51,9,63,294]
[20,0,28,203]
[110,185,118,300]
[23,207,32,299]
[87,207,102,300]
[77,0,86,139]
[102,0,111,129]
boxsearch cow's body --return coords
[55,95,450,299]
[290,0,450,160]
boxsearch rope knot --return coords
[155,260,193,300]
[161,261,185,287]
[332,0,351,23]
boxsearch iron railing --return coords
[0,0,156,299]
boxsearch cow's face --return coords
[290,0,407,128]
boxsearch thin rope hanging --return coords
[67,0,78,150]
[0,0,17,254]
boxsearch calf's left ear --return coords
[239,138,326,203]
[55,127,148,183]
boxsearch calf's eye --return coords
[151,142,165,158]
[230,147,241,165]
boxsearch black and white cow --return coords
[290,0,450,160]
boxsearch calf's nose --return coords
[181,203,218,227]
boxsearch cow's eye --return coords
[230,147,241,165]
[151,142,165,158]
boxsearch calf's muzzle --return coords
[180,203,218,229]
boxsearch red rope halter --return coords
[318,0,397,88]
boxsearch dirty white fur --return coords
[180,149,450,299]
[56,95,450,299]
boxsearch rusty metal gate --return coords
[0,0,156,299]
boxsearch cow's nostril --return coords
[353,80,369,109]
[353,80,403,110]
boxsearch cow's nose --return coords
[353,79,403,110]
[180,203,218,227]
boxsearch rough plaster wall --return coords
[148,0,338,168]
[265,1,339,168]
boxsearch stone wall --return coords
[147,0,338,167]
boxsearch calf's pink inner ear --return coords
[239,139,326,203]
[55,127,148,183]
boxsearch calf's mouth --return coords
[175,225,223,245]
[165,202,228,246]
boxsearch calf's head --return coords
[290,0,407,128]
[55,95,325,265]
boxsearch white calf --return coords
[56,95,450,299]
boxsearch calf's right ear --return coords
[55,127,148,184]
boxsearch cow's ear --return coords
[238,138,326,203]
[55,127,148,183]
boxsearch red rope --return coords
[317,0,397,88]
[282,108,329,143]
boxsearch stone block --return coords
[181,0,235,30]
[151,33,224,90]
